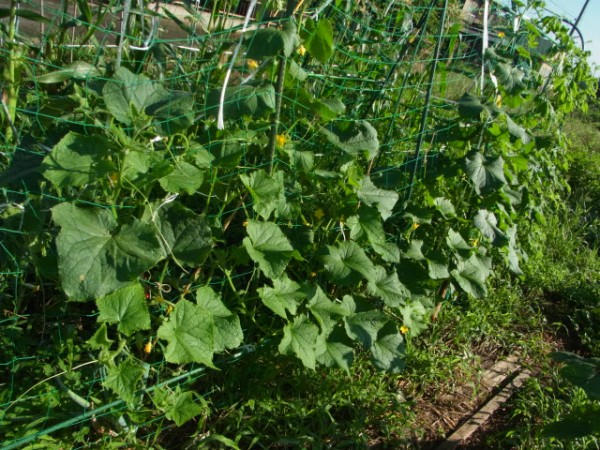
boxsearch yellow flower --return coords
[498,31,506,38]
[166,304,173,315]
[143,340,153,354]
[314,208,325,220]
[243,220,249,227]
[310,271,317,278]
[411,223,420,231]
[247,59,259,70]
[400,325,409,335]
[297,45,307,56]
[276,134,286,148]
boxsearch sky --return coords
[541,0,600,73]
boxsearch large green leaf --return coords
[88,323,114,351]
[147,94,196,134]
[104,359,146,404]
[287,60,308,81]
[403,240,426,261]
[367,266,408,307]
[41,132,113,188]
[494,62,526,94]
[103,67,167,125]
[159,161,204,195]
[315,327,354,373]
[371,241,401,264]
[320,121,379,160]
[450,254,491,298]
[322,240,376,285]
[157,299,216,367]
[307,285,349,333]
[121,150,170,186]
[286,149,315,171]
[465,151,506,195]
[278,316,319,369]
[207,83,276,119]
[347,207,400,263]
[96,284,150,336]
[153,387,207,426]
[356,177,398,220]
[258,276,305,319]
[240,170,285,220]
[446,229,472,258]
[293,89,345,122]
[301,18,334,63]
[152,202,213,267]
[158,289,242,366]
[52,203,163,301]
[344,309,388,348]
[399,299,430,336]
[426,250,450,280]
[195,286,243,353]
[208,129,257,168]
[243,220,294,279]
[433,197,456,218]
[103,67,193,131]
[370,322,405,372]
[458,93,485,119]
[473,209,508,246]
[245,20,299,58]
[504,114,531,144]
[402,205,434,224]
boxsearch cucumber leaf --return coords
[243,220,295,279]
[52,203,163,301]
[278,316,319,369]
[96,284,150,336]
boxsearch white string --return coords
[217,0,259,130]
[312,0,334,20]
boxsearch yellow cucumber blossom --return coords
[400,325,409,335]
[247,59,259,70]
[276,134,286,148]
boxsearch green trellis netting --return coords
[0,0,580,447]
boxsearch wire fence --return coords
[0,0,561,447]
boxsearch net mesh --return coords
[0,0,559,447]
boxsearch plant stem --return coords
[268,55,287,173]
[5,0,20,143]
[268,0,296,173]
